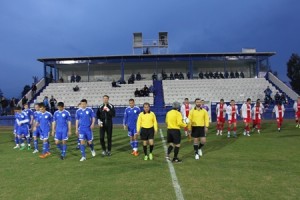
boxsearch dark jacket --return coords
[96,103,116,125]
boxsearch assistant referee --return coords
[188,98,210,160]
[136,102,158,161]
[165,101,187,163]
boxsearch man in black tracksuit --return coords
[97,95,116,156]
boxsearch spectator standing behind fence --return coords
[50,95,57,114]
[10,98,16,115]
[31,83,37,98]
[1,97,8,116]
[136,72,141,81]
[43,96,50,111]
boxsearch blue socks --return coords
[133,140,138,149]
[89,143,94,151]
[34,140,38,150]
[130,141,134,149]
[15,136,19,145]
[62,144,67,157]
[80,145,86,157]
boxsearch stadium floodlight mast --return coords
[133,32,168,55]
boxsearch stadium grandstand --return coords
[1,49,299,125]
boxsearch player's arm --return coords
[177,112,187,128]
[75,120,79,135]
[51,121,56,136]
[68,121,72,136]
[153,113,158,134]
[90,116,95,129]
[136,114,141,135]
[187,110,193,131]
[204,111,209,133]
[123,109,127,130]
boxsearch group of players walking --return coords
[12,95,300,163]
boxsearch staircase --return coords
[153,80,165,107]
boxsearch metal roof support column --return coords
[121,60,124,81]
[189,57,193,79]
[87,61,90,82]
[256,56,260,77]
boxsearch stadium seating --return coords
[36,80,153,107]
[163,78,278,105]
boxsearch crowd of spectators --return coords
[264,86,288,106]
[134,85,153,97]
[0,96,19,116]
[198,71,245,79]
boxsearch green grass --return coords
[0,120,300,200]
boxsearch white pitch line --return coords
[159,129,184,200]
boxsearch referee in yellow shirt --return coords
[165,102,188,163]
[137,102,158,161]
[188,98,210,160]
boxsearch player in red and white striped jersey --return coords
[252,102,263,134]
[216,99,227,136]
[293,97,300,128]
[180,98,192,137]
[272,102,285,132]
[226,100,239,138]
[240,98,252,136]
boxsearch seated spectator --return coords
[224,71,229,79]
[274,92,280,104]
[179,72,184,80]
[235,71,240,78]
[112,80,121,88]
[73,85,80,91]
[230,71,235,78]
[187,71,191,79]
[75,74,81,82]
[209,71,214,79]
[204,72,209,79]
[240,71,245,78]
[280,93,287,104]
[134,88,140,97]
[128,76,134,84]
[170,72,174,80]
[143,85,150,96]
[152,73,157,81]
[219,72,224,79]
[136,72,142,81]
[162,70,167,80]
[264,86,272,98]
[149,85,154,93]
[214,72,219,79]
[199,72,204,79]
[71,74,75,83]
[174,72,179,79]
[59,77,64,83]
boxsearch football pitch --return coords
[0,120,299,200]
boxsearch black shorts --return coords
[140,127,154,140]
[191,126,205,138]
[167,129,181,144]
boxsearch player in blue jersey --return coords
[76,102,82,149]
[36,103,53,159]
[76,99,96,162]
[13,110,20,149]
[123,99,140,156]
[14,106,30,150]
[32,103,41,153]
[23,103,34,149]
[51,102,71,160]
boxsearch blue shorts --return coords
[78,127,93,142]
[33,127,41,137]
[17,125,29,137]
[127,127,137,137]
[40,129,50,140]
[55,128,68,141]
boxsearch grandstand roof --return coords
[38,52,275,65]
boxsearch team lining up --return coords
[12,96,300,162]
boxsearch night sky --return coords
[1,0,299,98]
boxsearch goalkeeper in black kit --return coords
[97,95,116,156]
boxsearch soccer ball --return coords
[184,118,190,124]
